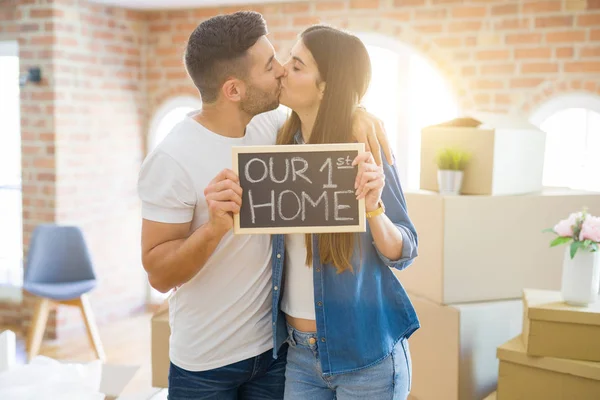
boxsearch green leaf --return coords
[550,236,572,247]
[542,228,555,233]
[570,241,583,259]
[591,243,599,252]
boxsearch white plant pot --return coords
[561,247,600,306]
[437,170,464,195]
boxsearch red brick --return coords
[593,30,600,41]
[546,31,587,43]
[30,8,64,18]
[390,11,411,21]
[589,0,600,9]
[495,93,512,105]
[565,62,600,73]
[30,35,54,45]
[535,16,573,28]
[433,37,462,48]
[293,16,321,26]
[494,18,530,30]
[350,0,379,8]
[556,47,574,58]
[481,64,516,75]
[506,33,542,45]
[149,23,170,33]
[452,6,487,18]
[94,31,115,40]
[523,1,562,13]
[514,48,552,59]
[282,3,310,13]
[20,23,40,32]
[460,66,476,77]
[491,4,519,15]
[521,62,559,74]
[171,34,189,45]
[175,22,198,32]
[414,24,444,34]
[581,46,600,58]
[577,13,600,26]
[473,93,491,105]
[510,78,545,88]
[415,9,447,19]
[448,21,482,32]
[472,79,504,90]
[476,50,511,61]
[316,1,345,11]
[394,0,426,6]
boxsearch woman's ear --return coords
[318,81,326,100]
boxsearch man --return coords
[138,11,391,400]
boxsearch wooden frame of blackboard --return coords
[232,143,366,235]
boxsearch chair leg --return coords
[77,294,106,362]
[27,297,51,361]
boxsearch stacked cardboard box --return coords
[399,115,600,400]
[398,190,600,400]
[493,289,600,399]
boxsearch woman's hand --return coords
[351,108,394,167]
[353,152,385,212]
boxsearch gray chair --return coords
[24,224,105,361]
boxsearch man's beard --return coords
[240,83,280,116]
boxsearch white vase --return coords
[437,170,463,195]
[561,247,600,306]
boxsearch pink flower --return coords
[554,212,582,237]
[579,216,600,242]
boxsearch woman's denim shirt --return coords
[271,134,420,376]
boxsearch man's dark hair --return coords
[184,11,267,103]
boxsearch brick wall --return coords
[146,0,600,117]
[0,0,147,339]
[1,0,599,339]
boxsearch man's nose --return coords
[275,60,286,78]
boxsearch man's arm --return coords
[141,220,227,293]
[141,169,241,293]
[352,107,394,166]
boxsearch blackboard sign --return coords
[232,143,366,234]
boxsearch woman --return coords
[271,25,420,399]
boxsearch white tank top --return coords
[281,234,316,320]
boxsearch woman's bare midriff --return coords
[285,314,317,333]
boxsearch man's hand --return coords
[351,107,394,167]
[203,169,243,236]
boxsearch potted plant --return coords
[435,147,471,195]
[544,208,600,306]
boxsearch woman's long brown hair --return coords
[277,25,372,273]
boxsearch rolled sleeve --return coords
[137,150,196,224]
[373,224,418,270]
[374,155,419,270]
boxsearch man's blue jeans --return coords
[168,344,288,400]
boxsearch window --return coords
[531,94,600,192]
[0,41,22,294]
[359,34,459,190]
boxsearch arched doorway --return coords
[358,33,459,190]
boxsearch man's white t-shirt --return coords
[137,109,286,371]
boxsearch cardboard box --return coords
[497,336,600,400]
[522,288,600,362]
[151,300,170,389]
[396,189,600,304]
[408,294,522,400]
[483,392,497,400]
[420,113,546,195]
